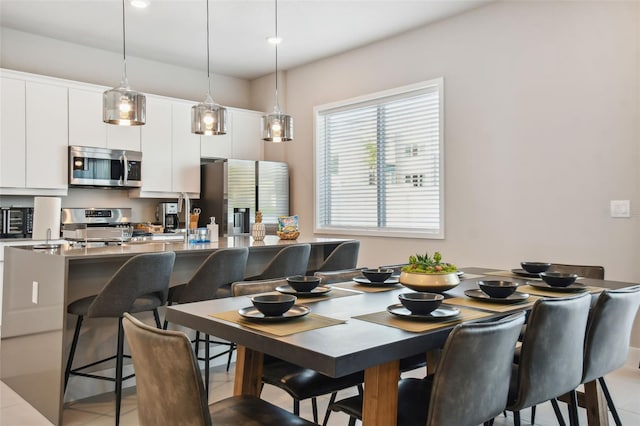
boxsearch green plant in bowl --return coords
[400,252,459,293]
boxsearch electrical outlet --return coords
[32,281,39,304]
[610,200,631,218]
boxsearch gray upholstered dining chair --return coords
[313,268,367,284]
[548,263,605,279]
[245,243,311,280]
[122,313,316,426]
[163,247,249,394]
[231,278,365,424]
[506,293,592,426]
[560,286,640,425]
[328,312,526,426]
[64,251,176,426]
[307,240,360,275]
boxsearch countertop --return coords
[9,235,350,260]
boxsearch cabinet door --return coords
[140,96,173,192]
[0,77,26,188]
[107,123,141,151]
[171,101,201,194]
[231,109,264,161]
[25,81,68,190]
[200,112,232,159]
[68,87,107,148]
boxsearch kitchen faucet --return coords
[177,192,191,230]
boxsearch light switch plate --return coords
[610,200,631,218]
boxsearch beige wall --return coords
[264,2,640,344]
[0,28,251,109]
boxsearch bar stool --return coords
[306,240,360,275]
[64,251,176,426]
[245,243,311,280]
[163,247,249,395]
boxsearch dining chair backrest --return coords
[314,268,367,285]
[250,244,311,280]
[87,251,176,318]
[122,313,212,426]
[508,293,591,411]
[582,286,640,383]
[231,278,289,297]
[424,312,526,426]
[379,263,409,276]
[548,263,604,279]
[314,241,360,273]
[172,248,249,304]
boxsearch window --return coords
[314,78,444,239]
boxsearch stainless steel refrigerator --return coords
[199,159,289,236]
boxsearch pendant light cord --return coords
[121,0,128,84]
[274,0,280,112]
[206,0,212,96]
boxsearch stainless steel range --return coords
[61,208,184,245]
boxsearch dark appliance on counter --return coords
[0,207,34,238]
[68,145,143,188]
[200,159,289,236]
[156,202,180,233]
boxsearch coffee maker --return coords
[156,202,180,232]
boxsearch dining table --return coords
[165,266,635,426]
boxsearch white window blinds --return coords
[314,78,444,238]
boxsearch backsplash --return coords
[0,188,172,224]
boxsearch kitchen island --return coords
[0,235,352,425]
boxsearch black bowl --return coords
[398,292,444,315]
[251,294,296,316]
[520,262,552,274]
[362,268,394,283]
[478,280,518,298]
[539,272,578,287]
[286,275,321,292]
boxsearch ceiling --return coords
[0,0,491,80]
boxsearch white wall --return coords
[0,28,251,109]
[269,2,640,341]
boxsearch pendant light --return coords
[103,0,145,126]
[192,0,227,135]
[262,0,293,142]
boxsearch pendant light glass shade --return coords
[262,0,293,142]
[103,0,145,126]
[192,0,227,135]
[262,109,293,142]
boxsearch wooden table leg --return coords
[584,380,609,426]
[426,349,440,375]
[362,360,400,426]
[233,345,263,397]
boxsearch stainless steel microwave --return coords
[69,146,142,188]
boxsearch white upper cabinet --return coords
[0,77,27,189]
[130,98,201,198]
[231,109,264,161]
[68,87,141,151]
[200,108,264,161]
[138,96,173,193]
[171,101,201,194]
[68,88,107,148]
[0,72,68,195]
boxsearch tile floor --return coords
[2,358,640,425]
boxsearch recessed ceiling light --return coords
[129,0,150,8]
[267,36,282,44]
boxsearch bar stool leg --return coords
[64,315,83,391]
[152,309,161,329]
[204,334,210,399]
[115,318,125,426]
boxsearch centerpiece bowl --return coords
[399,251,460,293]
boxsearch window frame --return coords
[313,77,445,239]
